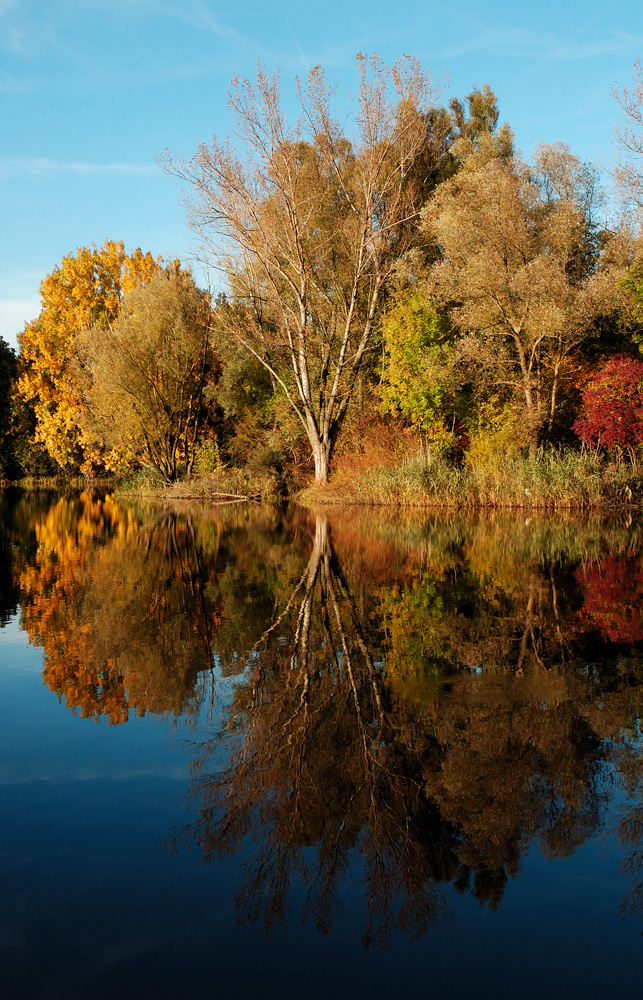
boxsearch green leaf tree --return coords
[380,292,458,453]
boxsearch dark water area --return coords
[2,489,643,998]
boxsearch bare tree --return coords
[166,56,444,484]
[613,60,643,215]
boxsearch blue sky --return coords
[1,0,642,349]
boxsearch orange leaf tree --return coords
[17,240,166,473]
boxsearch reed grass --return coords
[9,448,642,512]
[301,449,643,509]
[117,465,282,503]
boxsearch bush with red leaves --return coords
[574,354,643,452]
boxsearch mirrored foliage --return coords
[6,490,643,945]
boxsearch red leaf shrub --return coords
[574,354,643,451]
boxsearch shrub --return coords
[574,354,643,453]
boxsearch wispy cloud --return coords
[278,1,310,72]
[0,65,26,91]
[119,0,250,48]
[442,24,643,62]
[0,759,187,786]
[0,3,111,85]
[0,157,160,178]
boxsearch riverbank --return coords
[300,451,643,509]
[115,466,283,503]
[4,449,642,510]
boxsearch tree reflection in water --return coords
[10,492,643,944]
[18,492,224,723]
[180,514,453,945]
[174,511,643,943]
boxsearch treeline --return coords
[2,56,643,498]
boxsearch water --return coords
[1,489,643,998]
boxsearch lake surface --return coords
[2,489,643,998]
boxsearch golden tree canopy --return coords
[18,239,165,472]
[76,270,213,482]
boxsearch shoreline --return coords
[3,451,643,512]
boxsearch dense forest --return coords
[2,55,643,505]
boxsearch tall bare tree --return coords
[166,56,444,483]
[613,60,643,215]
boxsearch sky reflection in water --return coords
[1,489,643,998]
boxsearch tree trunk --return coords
[306,412,339,486]
[523,385,540,458]
[311,437,332,485]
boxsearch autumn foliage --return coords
[574,353,643,452]
[4,57,643,490]
[19,493,225,723]
[17,240,165,473]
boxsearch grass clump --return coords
[115,467,166,497]
[302,457,462,507]
[469,449,642,508]
[302,448,643,509]
[163,466,282,503]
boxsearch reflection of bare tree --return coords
[174,513,643,944]
[177,514,453,945]
[15,494,643,939]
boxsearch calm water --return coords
[2,489,643,998]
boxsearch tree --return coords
[392,84,506,243]
[423,139,621,450]
[573,353,643,454]
[380,292,460,454]
[167,55,444,484]
[620,235,643,352]
[76,271,213,482]
[17,240,164,472]
[613,60,643,215]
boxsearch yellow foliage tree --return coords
[17,240,165,473]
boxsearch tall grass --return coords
[117,465,282,503]
[301,449,643,509]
